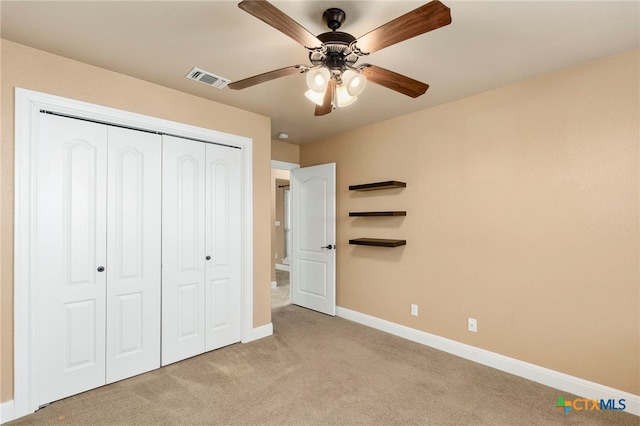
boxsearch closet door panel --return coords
[162,135,206,365]
[36,114,108,405]
[106,127,162,383]
[205,144,242,350]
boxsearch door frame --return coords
[13,88,255,418]
[270,160,298,282]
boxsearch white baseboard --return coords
[270,281,277,289]
[247,322,273,342]
[336,306,639,417]
[275,263,290,272]
[1,399,15,424]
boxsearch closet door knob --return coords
[205,256,211,261]
[97,266,105,272]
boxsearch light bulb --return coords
[306,68,330,92]
[305,89,325,106]
[336,85,357,107]
[342,70,367,96]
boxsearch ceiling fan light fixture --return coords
[306,68,331,92]
[342,70,367,96]
[336,85,357,107]
[305,89,326,106]
[233,1,451,116]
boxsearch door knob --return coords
[206,256,211,261]
[97,266,105,272]
[321,244,334,250]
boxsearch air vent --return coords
[185,67,230,89]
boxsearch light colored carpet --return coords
[9,305,638,425]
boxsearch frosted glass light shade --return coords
[305,89,325,106]
[306,68,331,92]
[342,70,367,96]
[336,85,357,107]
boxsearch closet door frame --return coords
[13,88,257,419]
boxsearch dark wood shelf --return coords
[349,238,407,247]
[349,181,406,191]
[349,211,407,217]
[349,181,406,248]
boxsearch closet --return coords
[35,113,241,407]
[36,113,162,405]
[161,135,242,365]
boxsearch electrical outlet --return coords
[468,318,477,333]
[411,304,419,316]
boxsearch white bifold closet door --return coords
[161,135,242,366]
[36,114,161,406]
[105,127,162,383]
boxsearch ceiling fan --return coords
[228,0,452,116]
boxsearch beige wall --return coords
[0,40,273,402]
[300,50,639,395]
[271,139,300,165]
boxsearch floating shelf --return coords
[349,181,406,191]
[349,211,407,217]
[349,181,407,248]
[349,238,407,247]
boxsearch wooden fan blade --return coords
[315,79,336,116]
[361,65,429,98]
[238,0,323,49]
[228,65,304,90]
[354,0,451,55]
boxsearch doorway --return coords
[269,161,336,315]
[271,160,298,310]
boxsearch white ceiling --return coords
[2,1,638,145]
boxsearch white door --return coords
[204,144,242,351]
[36,114,108,405]
[291,163,336,316]
[162,137,242,364]
[162,135,207,365]
[105,127,162,383]
[36,114,163,404]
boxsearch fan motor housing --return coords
[310,31,359,70]
[317,31,355,46]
